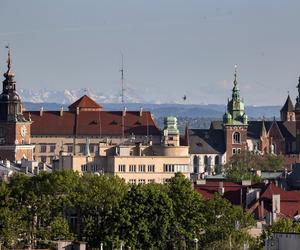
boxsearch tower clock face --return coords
[20,125,27,137]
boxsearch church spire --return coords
[4,45,15,78]
[232,64,240,100]
[295,76,300,110]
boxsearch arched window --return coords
[193,155,199,173]
[233,132,241,144]
[204,155,208,166]
[215,155,220,166]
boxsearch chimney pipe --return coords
[218,182,224,196]
[76,107,80,115]
[139,107,143,116]
[60,106,64,116]
[40,106,44,116]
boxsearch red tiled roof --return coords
[23,110,161,136]
[250,183,300,219]
[68,95,102,111]
[261,183,300,201]
[194,181,248,205]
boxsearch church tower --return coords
[0,47,34,162]
[223,65,248,160]
[295,77,300,153]
[280,94,295,122]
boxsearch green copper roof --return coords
[223,66,247,126]
[163,116,179,135]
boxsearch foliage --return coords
[0,170,260,249]
[225,150,284,182]
[261,218,300,243]
[117,183,173,249]
[202,194,255,249]
[167,173,206,248]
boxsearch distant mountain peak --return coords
[19,88,144,104]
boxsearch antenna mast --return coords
[120,53,125,104]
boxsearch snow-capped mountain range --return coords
[19,88,145,104]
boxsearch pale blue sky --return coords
[0,0,300,105]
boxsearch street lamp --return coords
[193,237,198,250]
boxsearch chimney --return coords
[5,160,10,169]
[272,194,280,214]
[60,106,64,116]
[76,107,80,115]
[272,194,280,223]
[139,107,143,116]
[123,107,127,116]
[218,182,224,196]
[256,190,260,200]
[40,106,44,116]
[256,170,261,177]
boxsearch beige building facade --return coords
[54,117,191,183]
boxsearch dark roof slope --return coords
[188,128,225,154]
[281,95,294,112]
[247,121,295,141]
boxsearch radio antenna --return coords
[120,52,125,104]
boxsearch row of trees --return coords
[0,171,258,249]
[225,150,285,182]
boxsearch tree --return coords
[77,174,128,248]
[202,194,256,249]
[225,150,284,182]
[117,183,174,249]
[167,173,206,248]
[261,218,300,244]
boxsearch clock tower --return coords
[0,47,34,162]
[223,65,248,160]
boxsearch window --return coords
[49,156,54,164]
[41,156,46,163]
[138,164,145,172]
[163,164,189,172]
[148,179,155,184]
[50,145,56,153]
[148,164,155,172]
[81,164,88,172]
[129,165,136,172]
[118,164,126,172]
[67,145,73,153]
[204,155,209,166]
[91,165,97,172]
[89,144,94,153]
[40,145,47,153]
[233,132,241,144]
[164,164,174,172]
[138,179,146,184]
[232,148,236,155]
[237,148,241,154]
[215,155,220,166]
[128,179,136,184]
[79,144,85,154]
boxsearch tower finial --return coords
[234,64,238,85]
[5,44,11,71]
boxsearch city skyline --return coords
[1,0,300,105]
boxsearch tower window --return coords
[233,132,241,144]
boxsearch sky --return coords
[0,0,300,105]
